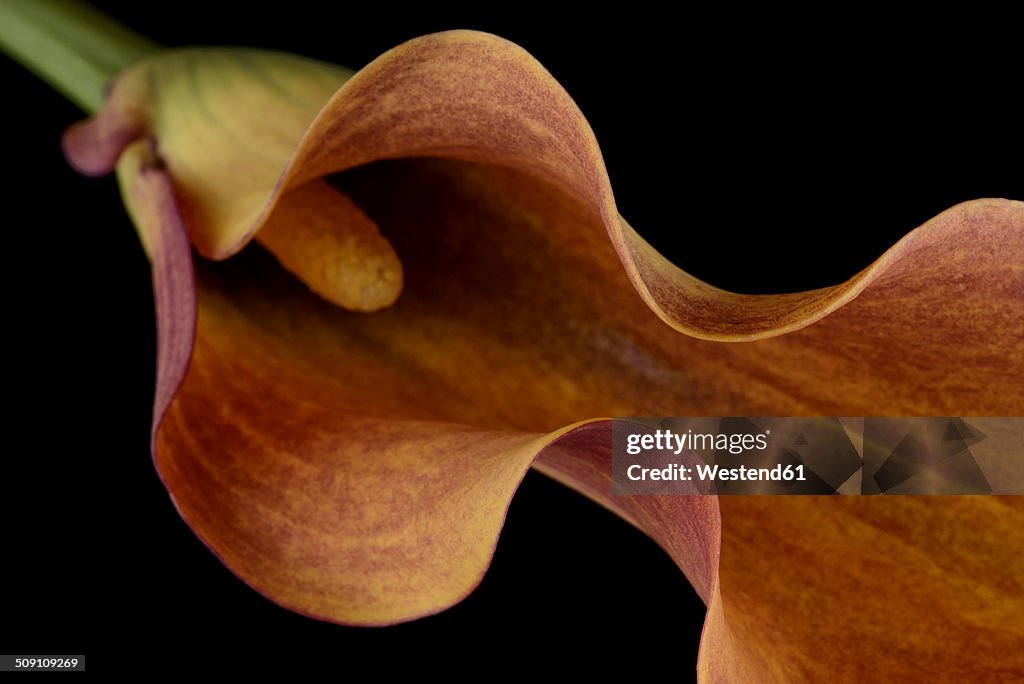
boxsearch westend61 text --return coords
[626,463,806,482]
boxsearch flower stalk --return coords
[0,0,157,113]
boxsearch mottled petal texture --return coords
[66,30,1023,681]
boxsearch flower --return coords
[58,29,1024,680]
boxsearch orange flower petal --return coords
[72,30,1023,678]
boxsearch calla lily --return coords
[4,3,1022,680]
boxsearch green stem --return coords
[0,0,159,113]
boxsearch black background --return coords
[2,3,1019,677]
